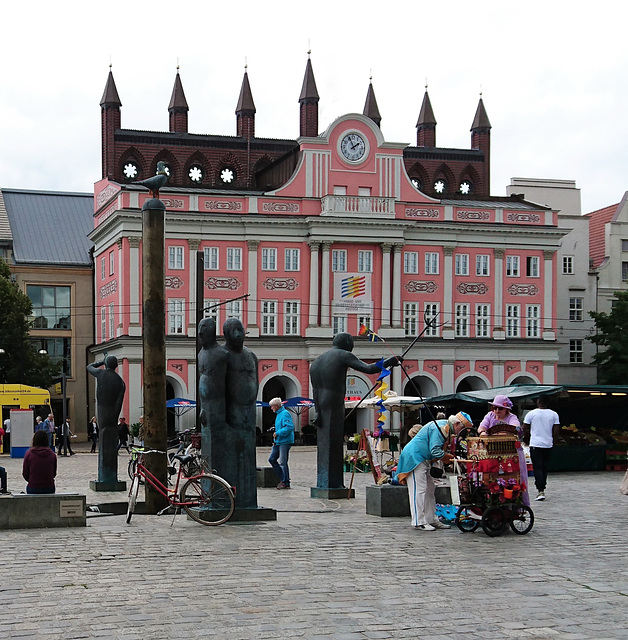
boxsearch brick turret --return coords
[471,96,491,194]
[100,66,121,179]
[168,68,189,134]
[299,54,319,137]
[236,67,256,139]
[363,79,381,128]
[416,89,436,147]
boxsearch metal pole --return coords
[142,198,168,513]
[195,250,204,430]
[62,371,67,455]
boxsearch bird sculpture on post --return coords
[134,161,169,198]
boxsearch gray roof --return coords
[1,189,94,266]
[441,198,548,211]
[0,190,11,243]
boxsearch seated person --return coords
[23,430,57,494]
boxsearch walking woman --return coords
[88,416,99,453]
[23,430,57,494]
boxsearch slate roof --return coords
[0,190,11,243]
[1,189,94,266]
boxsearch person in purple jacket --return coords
[22,430,57,494]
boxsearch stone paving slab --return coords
[0,446,626,639]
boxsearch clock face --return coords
[340,133,367,162]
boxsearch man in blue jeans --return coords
[268,397,294,489]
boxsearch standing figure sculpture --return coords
[87,356,126,486]
[310,333,401,492]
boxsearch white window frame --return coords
[204,247,219,271]
[570,339,583,363]
[227,247,242,271]
[225,300,242,321]
[526,304,540,338]
[100,257,106,280]
[476,254,490,276]
[404,251,419,274]
[168,298,185,335]
[622,261,628,282]
[506,255,520,277]
[108,302,115,339]
[562,255,574,275]
[168,246,184,270]
[332,315,347,334]
[424,252,439,275]
[404,303,418,337]
[569,297,583,322]
[424,303,440,337]
[284,300,300,335]
[476,303,490,338]
[358,250,373,273]
[332,250,347,273]
[203,298,220,329]
[526,255,540,278]
[455,254,469,276]
[261,247,277,271]
[261,300,277,335]
[100,306,106,340]
[455,303,470,337]
[109,250,115,276]
[506,304,520,338]
[284,248,300,272]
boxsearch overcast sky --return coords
[1,1,625,215]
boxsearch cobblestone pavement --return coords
[0,445,626,639]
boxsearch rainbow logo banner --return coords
[341,275,366,298]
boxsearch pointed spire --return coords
[236,67,256,114]
[299,51,320,137]
[168,68,189,111]
[299,55,319,102]
[471,95,491,130]
[363,77,381,127]
[100,65,121,107]
[417,90,436,126]
[416,86,436,147]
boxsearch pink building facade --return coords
[91,111,563,435]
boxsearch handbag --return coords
[430,465,445,478]
[449,459,465,505]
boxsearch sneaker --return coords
[0,489,9,494]
[277,482,290,490]
[430,521,451,530]
[415,523,436,531]
[535,491,546,501]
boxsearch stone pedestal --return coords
[310,487,355,499]
[366,484,410,517]
[90,480,127,492]
[257,467,280,488]
[192,506,277,523]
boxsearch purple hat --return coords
[490,395,513,410]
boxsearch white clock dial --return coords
[340,133,366,162]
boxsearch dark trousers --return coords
[0,466,7,492]
[530,446,553,492]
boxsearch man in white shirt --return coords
[523,396,560,501]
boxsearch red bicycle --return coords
[126,449,235,526]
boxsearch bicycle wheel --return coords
[510,505,534,535]
[481,505,508,537]
[455,506,480,533]
[128,453,145,484]
[180,474,235,526]
[126,476,140,524]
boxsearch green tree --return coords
[0,261,60,387]
[588,290,628,384]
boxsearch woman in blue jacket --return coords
[268,397,295,489]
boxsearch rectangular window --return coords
[225,300,242,321]
[622,261,628,281]
[203,299,219,329]
[33,337,71,376]
[332,315,347,334]
[506,255,520,277]
[285,248,300,271]
[506,304,520,337]
[455,303,470,337]
[109,303,115,340]
[476,304,490,338]
[404,251,419,274]
[100,257,106,280]
[569,297,583,321]
[227,247,242,271]
[424,303,440,337]
[168,299,185,334]
[261,247,277,271]
[476,254,490,276]
[358,315,372,331]
[622,239,628,252]
[570,339,583,363]
[526,256,540,278]
[562,256,574,275]
[261,301,277,335]
[404,303,418,337]
[455,254,469,276]
[284,301,300,335]
[203,247,219,271]
[27,285,71,329]
[168,246,184,270]
[109,250,115,276]
[424,252,439,275]
[358,250,373,273]
[526,305,540,338]
[332,250,347,272]
[100,306,106,340]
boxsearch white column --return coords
[115,238,123,337]
[493,248,505,340]
[247,240,259,337]
[442,246,454,339]
[308,241,320,327]
[380,243,392,328]
[128,359,143,424]
[543,250,556,340]
[128,237,142,336]
[188,239,200,336]
[320,241,331,327]
[391,243,402,328]
[493,360,505,387]
[442,360,455,395]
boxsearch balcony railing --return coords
[320,195,396,218]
